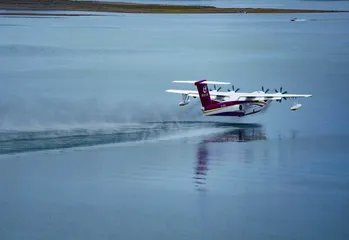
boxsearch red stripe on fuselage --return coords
[204,100,265,111]
[209,108,263,117]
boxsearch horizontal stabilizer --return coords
[172,80,230,85]
[166,89,198,94]
[166,89,231,97]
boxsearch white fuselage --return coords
[204,91,270,117]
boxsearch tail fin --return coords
[195,80,212,108]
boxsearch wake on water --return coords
[0,98,264,155]
[0,121,265,155]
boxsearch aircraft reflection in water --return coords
[193,124,266,191]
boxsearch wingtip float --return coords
[290,103,303,111]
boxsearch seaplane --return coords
[166,79,312,117]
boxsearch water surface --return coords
[0,9,349,240]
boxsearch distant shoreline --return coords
[0,0,348,15]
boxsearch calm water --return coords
[103,0,349,10]
[1,6,349,240]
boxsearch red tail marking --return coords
[195,80,212,108]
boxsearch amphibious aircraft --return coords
[166,79,312,117]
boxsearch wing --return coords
[237,93,312,100]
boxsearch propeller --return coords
[210,85,221,92]
[274,87,288,102]
[261,86,269,93]
[227,85,240,92]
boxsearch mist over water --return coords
[0,96,200,129]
